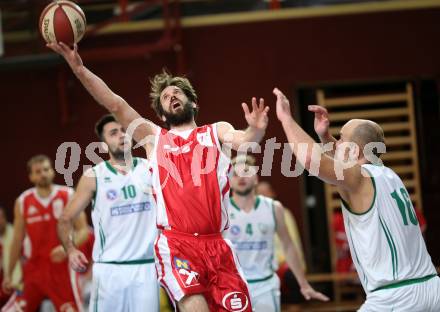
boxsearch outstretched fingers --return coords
[251,97,258,112]
[258,98,265,111]
[241,102,250,115]
[314,291,330,302]
[273,87,284,98]
[308,105,328,115]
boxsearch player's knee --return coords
[178,294,209,312]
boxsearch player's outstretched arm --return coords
[47,42,157,144]
[273,88,365,191]
[2,200,25,293]
[274,201,329,302]
[57,171,95,272]
[217,97,269,151]
[308,105,337,156]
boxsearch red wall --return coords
[2,7,440,262]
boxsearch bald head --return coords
[343,119,385,161]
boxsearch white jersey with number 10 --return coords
[91,158,157,263]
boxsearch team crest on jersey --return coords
[222,292,249,312]
[52,199,64,219]
[174,257,200,287]
[196,129,214,147]
[174,257,190,270]
[230,225,241,236]
[106,189,118,200]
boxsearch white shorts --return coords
[359,275,440,312]
[248,274,281,312]
[89,262,159,312]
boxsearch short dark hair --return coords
[27,154,51,173]
[95,114,117,141]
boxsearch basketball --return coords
[39,0,86,45]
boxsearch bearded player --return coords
[48,42,269,312]
[2,155,89,312]
[274,88,440,311]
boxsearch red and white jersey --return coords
[150,124,231,234]
[18,185,73,264]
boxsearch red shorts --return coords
[154,230,252,312]
[21,261,82,312]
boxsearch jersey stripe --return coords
[382,216,399,279]
[379,216,397,280]
[347,217,368,286]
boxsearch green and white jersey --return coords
[224,195,277,282]
[342,164,437,293]
[91,158,156,263]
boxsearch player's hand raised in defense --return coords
[300,283,330,302]
[47,42,83,73]
[308,105,330,138]
[273,88,293,123]
[242,97,269,131]
[67,248,89,273]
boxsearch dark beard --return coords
[234,187,253,197]
[109,148,125,160]
[37,179,52,188]
[163,102,195,127]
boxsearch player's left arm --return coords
[274,201,329,301]
[274,88,368,191]
[216,97,269,150]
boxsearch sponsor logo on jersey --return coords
[163,142,192,154]
[52,199,64,219]
[106,189,118,200]
[110,202,151,216]
[178,268,200,287]
[230,225,241,236]
[196,129,214,147]
[222,292,249,312]
[232,241,267,251]
[27,205,38,216]
[26,216,43,224]
[27,213,51,224]
[104,177,112,183]
[174,257,200,287]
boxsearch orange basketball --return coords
[39,1,87,45]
